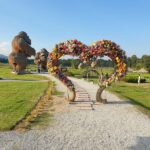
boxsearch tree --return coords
[127,57,132,68]
[135,58,143,70]
[131,55,138,68]
[141,55,150,73]
[136,63,142,70]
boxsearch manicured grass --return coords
[0,81,49,130]
[67,68,83,78]
[0,64,48,80]
[67,67,113,78]
[107,82,150,109]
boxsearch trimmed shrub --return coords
[123,77,146,83]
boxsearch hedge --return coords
[122,77,146,83]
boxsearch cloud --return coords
[0,41,10,56]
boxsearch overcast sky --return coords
[0,0,150,57]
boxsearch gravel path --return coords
[0,74,150,150]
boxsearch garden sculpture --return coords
[34,48,49,72]
[8,31,35,74]
[47,39,127,103]
[47,40,126,102]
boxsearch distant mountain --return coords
[0,54,7,60]
[0,54,8,63]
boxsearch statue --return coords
[8,31,35,74]
[34,48,49,72]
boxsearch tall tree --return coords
[131,55,138,68]
[141,55,150,72]
[127,57,132,68]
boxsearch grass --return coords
[67,68,84,78]
[107,82,150,109]
[0,81,49,130]
[0,63,48,80]
[67,67,113,78]
[53,90,64,96]
[27,113,53,130]
[1,63,150,130]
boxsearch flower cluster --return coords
[47,39,127,91]
[90,40,127,85]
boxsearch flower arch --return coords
[47,39,127,102]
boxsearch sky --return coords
[0,0,150,57]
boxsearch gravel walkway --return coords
[0,74,150,150]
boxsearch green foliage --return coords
[124,72,150,83]
[27,59,34,64]
[123,77,146,83]
[142,55,150,71]
[59,54,150,71]
[147,67,150,73]
[108,82,150,110]
[0,82,49,130]
[65,71,75,77]
[59,58,114,68]
[67,68,84,78]
[97,59,114,67]
[135,63,143,70]
[59,59,80,68]
[131,55,138,68]
[127,57,132,68]
[127,55,150,71]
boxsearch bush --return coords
[146,67,150,73]
[65,71,74,76]
[123,77,146,83]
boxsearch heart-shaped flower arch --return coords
[47,39,127,102]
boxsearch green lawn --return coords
[0,81,49,130]
[107,82,150,109]
[0,64,48,80]
[67,67,113,78]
